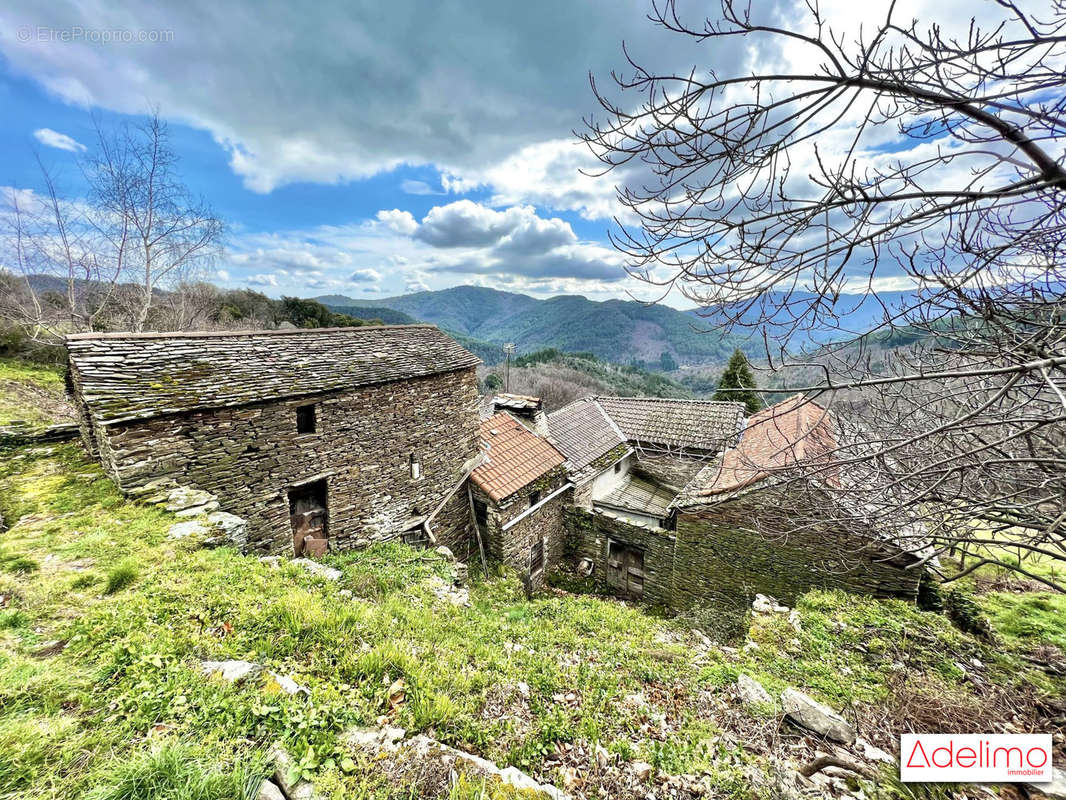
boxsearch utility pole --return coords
[503,342,515,393]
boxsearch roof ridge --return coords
[594,395,744,407]
[591,397,628,442]
[65,323,437,341]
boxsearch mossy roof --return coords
[66,324,480,425]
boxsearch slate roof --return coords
[66,325,480,425]
[470,412,566,502]
[593,396,745,452]
[683,395,838,500]
[547,397,628,476]
[595,474,675,519]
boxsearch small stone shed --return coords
[469,411,572,589]
[555,395,923,608]
[66,325,483,555]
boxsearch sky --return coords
[0,0,1022,306]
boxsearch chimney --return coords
[492,393,549,437]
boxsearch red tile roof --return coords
[689,395,838,497]
[470,412,566,502]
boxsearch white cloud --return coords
[0,0,722,194]
[348,268,381,283]
[32,127,86,152]
[247,273,279,287]
[376,209,419,235]
[215,269,230,281]
[401,179,437,195]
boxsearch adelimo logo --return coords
[901,734,1053,782]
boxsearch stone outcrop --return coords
[344,726,569,800]
[781,688,857,744]
[736,674,774,707]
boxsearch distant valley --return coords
[317,285,913,366]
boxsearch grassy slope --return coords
[1,446,1063,797]
[0,359,71,427]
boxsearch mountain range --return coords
[317,285,913,366]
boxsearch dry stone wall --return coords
[88,368,481,554]
[673,489,922,607]
[563,508,676,608]
[564,486,922,611]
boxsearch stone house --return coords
[468,410,572,589]
[551,395,923,607]
[66,325,483,555]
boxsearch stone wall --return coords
[472,466,571,589]
[564,486,922,610]
[563,508,676,608]
[673,488,922,608]
[89,368,481,554]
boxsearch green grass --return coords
[0,358,68,427]
[0,442,1062,799]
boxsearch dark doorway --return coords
[289,480,328,557]
[606,540,645,600]
[473,498,489,535]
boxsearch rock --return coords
[1025,768,1066,800]
[434,545,455,561]
[781,688,857,744]
[201,659,264,684]
[168,520,208,540]
[632,761,653,781]
[259,556,282,567]
[788,609,802,632]
[163,486,217,509]
[206,511,248,546]
[736,674,773,707]
[291,558,342,581]
[855,737,895,765]
[753,594,790,613]
[256,779,286,800]
[264,671,310,696]
[271,745,318,800]
[577,558,594,577]
[346,729,568,799]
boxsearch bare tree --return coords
[583,0,1066,585]
[2,112,223,339]
[85,112,223,332]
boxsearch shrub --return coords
[103,560,139,595]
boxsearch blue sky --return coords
[1,1,703,304]
[0,0,1004,305]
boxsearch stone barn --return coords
[66,325,483,555]
[469,410,572,589]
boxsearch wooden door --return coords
[606,541,645,600]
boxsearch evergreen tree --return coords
[712,349,763,414]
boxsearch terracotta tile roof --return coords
[470,412,566,501]
[547,397,627,476]
[593,396,745,452]
[66,324,480,425]
[685,395,838,499]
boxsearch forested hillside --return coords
[318,287,752,366]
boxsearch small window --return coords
[409,453,421,479]
[529,489,541,506]
[614,461,622,473]
[530,538,544,574]
[296,404,316,434]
